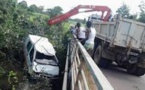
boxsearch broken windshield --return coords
[36,51,54,60]
[35,51,58,65]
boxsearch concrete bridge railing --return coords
[62,34,114,90]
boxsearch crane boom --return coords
[48,5,111,25]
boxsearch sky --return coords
[18,0,144,19]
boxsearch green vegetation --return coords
[1,0,145,90]
[116,2,145,21]
[0,0,70,89]
[138,1,145,23]
[116,3,130,18]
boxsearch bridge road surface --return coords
[100,64,145,90]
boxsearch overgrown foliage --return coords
[0,0,70,89]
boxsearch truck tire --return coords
[94,45,111,68]
[135,67,145,76]
[127,66,145,76]
[94,45,101,65]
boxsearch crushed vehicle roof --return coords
[28,34,56,56]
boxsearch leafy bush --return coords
[0,0,70,89]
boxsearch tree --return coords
[18,1,27,9]
[116,3,130,18]
[0,1,68,89]
[47,6,63,18]
[139,1,145,13]
[38,6,44,13]
[28,4,38,12]
[28,5,44,13]
[138,1,145,23]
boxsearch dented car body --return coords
[24,34,59,78]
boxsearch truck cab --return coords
[24,34,59,78]
[88,14,101,21]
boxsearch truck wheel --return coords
[94,45,111,68]
[127,66,145,76]
[94,45,102,65]
[135,67,145,76]
[127,65,136,74]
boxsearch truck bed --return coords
[93,19,145,52]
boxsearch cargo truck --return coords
[92,17,145,76]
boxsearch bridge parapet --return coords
[62,34,114,90]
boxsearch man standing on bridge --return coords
[84,21,96,56]
[75,22,86,45]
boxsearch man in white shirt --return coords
[84,21,96,56]
[75,22,86,45]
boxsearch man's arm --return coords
[76,28,80,38]
[85,28,90,40]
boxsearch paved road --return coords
[101,64,145,90]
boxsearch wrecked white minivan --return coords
[24,34,59,78]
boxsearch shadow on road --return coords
[100,63,145,90]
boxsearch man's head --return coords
[86,21,92,28]
[76,22,81,28]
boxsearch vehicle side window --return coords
[27,41,32,52]
[29,47,34,62]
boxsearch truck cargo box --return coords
[93,19,145,52]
